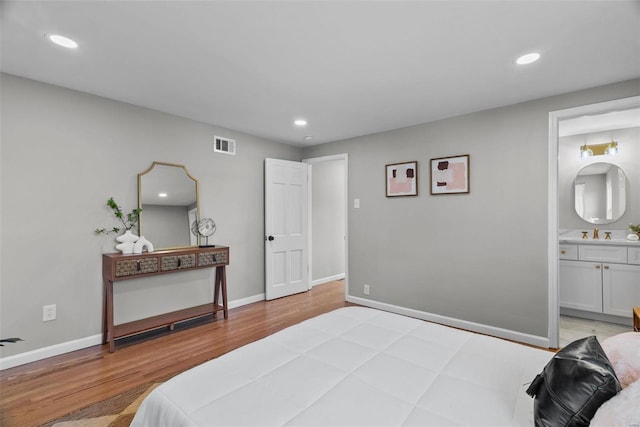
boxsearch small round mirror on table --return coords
[191,218,217,247]
[574,162,627,224]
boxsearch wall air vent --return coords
[213,136,236,155]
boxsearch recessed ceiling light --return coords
[294,119,307,126]
[48,34,78,49]
[516,52,540,65]
[158,193,168,198]
[304,136,313,141]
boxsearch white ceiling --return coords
[2,1,639,147]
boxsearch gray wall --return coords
[0,73,301,357]
[311,160,345,282]
[559,127,639,229]
[302,79,640,339]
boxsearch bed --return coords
[132,306,557,426]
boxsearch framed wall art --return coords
[430,155,470,195]
[386,161,418,197]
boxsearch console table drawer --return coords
[161,254,196,271]
[199,250,228,266]
[114,258,159,277]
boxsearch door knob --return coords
[266,235,275,241]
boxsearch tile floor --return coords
[559,315,631,347]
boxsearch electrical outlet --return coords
[363,284,370,295]
[43,304,56,322]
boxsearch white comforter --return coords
[131,307,552,426]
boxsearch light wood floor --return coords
[0,281,351,427]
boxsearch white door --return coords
[265,158,310,300]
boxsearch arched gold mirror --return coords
[138,162,199,249]
[574,162,627,224]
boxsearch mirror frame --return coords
[138,161,200,249]
[573,162,627,225]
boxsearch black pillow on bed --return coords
[525,335,620,427]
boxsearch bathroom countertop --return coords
[559,237,640,246]
[559,229,640,246]
[558,229,640,247]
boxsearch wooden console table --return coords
[102,246,229,352]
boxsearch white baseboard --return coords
[347,296,550,349]
[0,293,267,371]
[0,334,104,371]
[311,273,345,287]
[228,293,265,309]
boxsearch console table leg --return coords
[213,266,228,319]
[219,266,228,319]
[102,281,108,344]
[213,270,220,320]
[106,281,115,353]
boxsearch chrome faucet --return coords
[593,228,599,239]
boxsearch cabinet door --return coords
[602,264,640,317]
[559,260,603,312]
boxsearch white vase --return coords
[115,241,135,254]
[116,230,139,254]
[133,236,154,254]
[116,230,139,243]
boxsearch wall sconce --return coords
[580,144,593,158]
[579,141,618,158]
[605,141,618,156]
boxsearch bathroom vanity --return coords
[559,236,640,323]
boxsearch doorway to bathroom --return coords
[549,96,640,348]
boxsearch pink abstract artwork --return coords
[430,155,469,194]
[386,161,418,196]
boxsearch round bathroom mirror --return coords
[574,162,627,224]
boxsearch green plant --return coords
[630,224,640,235]
[95,197,142,235]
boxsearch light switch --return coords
[354,198,360,209]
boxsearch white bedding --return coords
[131,307,552,426]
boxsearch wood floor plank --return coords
[0,281,351,427]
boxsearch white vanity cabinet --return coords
[603,263,640,316]
[559,260,603,312]
[559,243,640,318]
